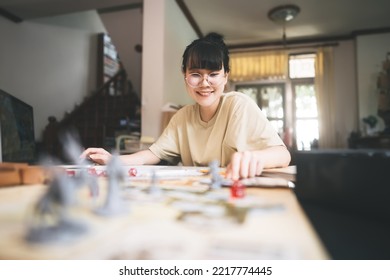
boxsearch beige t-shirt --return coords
[149,91,285,166]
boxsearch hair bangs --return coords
[186,43,223,71]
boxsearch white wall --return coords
[141,0,165,140]
[356,32,390,131]
[141,0,196,140]
[99,8,143,98]
[333,39,358,146]
[164,0,195,106]
[0,11,106,140]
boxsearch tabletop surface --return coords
[0,165,329,260]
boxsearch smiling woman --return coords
[81,32,291,180]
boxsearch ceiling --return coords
[1,0,390,48]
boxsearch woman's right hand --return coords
[79,148,112,165]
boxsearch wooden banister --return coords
[41,69,140,162]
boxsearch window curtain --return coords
[315,47,339,148]
[229,50,288,81]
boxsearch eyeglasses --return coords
[185,72,226,88]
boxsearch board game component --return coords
[128,167,137,177]
[94,154,128,216]
[147,169,163,197]
[61,131,89,165]
[209,160,222,189]
[0,163,47,186]
[76,168,99,200]
[26,170,88,243]
[230,180,246,199]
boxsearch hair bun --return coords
[204,32,224,43]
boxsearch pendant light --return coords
[268,4,300,46]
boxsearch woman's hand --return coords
[225,146,291,180]
[225,151,264,180]
[79,148,112,165]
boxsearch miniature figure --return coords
[26,170,88,243]
[94,154,128,216]
[209,160,222,189]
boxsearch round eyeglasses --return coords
[185,72,226,88]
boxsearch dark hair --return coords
[181,32,230,73]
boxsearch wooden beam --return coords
[97,3,143,14]
[175,0,203,38]
[0,8,23,23]
[228,27,390,51]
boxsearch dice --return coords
[128,168,137,177]
[230,180,245,198]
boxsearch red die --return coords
[230,180,246,199]
[128,168,137,177]
[88,168,98,176]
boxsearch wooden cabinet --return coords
[348,135,390,149]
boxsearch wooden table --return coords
[0,166,329,260]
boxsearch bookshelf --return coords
[97,33,122,88]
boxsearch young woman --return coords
[80,33,291,180]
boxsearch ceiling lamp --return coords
[268,4,300,45]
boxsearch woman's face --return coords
[184,67,228,110]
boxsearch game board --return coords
[63,164,294,189]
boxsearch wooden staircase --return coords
[41,69,141,162]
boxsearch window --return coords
[293,81,318,150]
[234,53,318,150]
[236,84,285,135]
[290,53,317,150]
